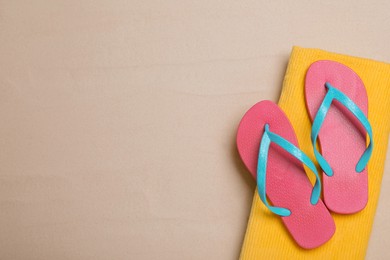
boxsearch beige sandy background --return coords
[0,1,389,259]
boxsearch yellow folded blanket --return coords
[240,46,390,259]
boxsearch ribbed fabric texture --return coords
[240,46,390,259]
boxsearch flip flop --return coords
[305,60,374,214]
[236,100,335,249]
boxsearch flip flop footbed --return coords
[305,60,369,214]
[237,100,335,249]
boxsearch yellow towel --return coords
[240,47,390,259]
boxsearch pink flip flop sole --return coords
[305,60,369,214]
[236,100,335,249]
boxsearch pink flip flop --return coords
[236,100,335,249]
[305,60,374,214]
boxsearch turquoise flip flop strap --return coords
[257,124,321,217]
[311,82,374,177]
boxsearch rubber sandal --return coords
[305,60,374,214]
[236,100,335,249]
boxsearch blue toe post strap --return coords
[311,82,374,177]
[257,124,321,217]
